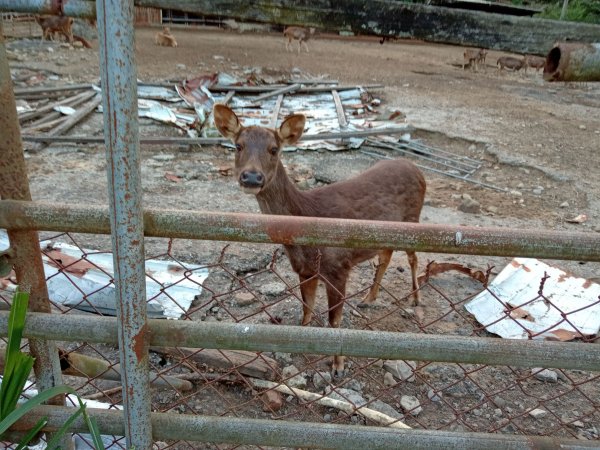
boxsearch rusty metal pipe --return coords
[0,18,68,448]
[0,0,96,18]
[95,0,152,446]
[1,200,599,262]
[543,43,600,82]
[14,405,600,450]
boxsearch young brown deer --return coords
[283,26,315,53]
[213,104,426,375]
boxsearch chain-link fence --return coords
[2,231,598,448]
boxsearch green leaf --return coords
[15,417,47,450]
[79,401,106,450]
[0,385,76,436]
[45,406,83,450]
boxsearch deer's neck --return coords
[255,162,314,216]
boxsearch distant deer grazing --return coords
[213,104,426,375]
[155,27,178,47]
[463,48,488,72]
[497,56,524,72]
[283,26,315,53]
[523,55,545,73]
[35,15,74,44]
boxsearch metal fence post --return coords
[95,0,153,447]
[0,17,70,448]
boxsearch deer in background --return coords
[35,15,74,44]
[524,55,546,73]
[155,26,178,47]
[463,48,488,72]
[213,104,426,376]
[497,56,524,72]
[284,26,315,53]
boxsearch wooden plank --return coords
[152,347,278,380]
[22,126,415,146]
[253,83,301,103]
[269,94,284,129]
[209,84,384,93]
[14,83,94,96]
[331,90,347,129]
[221,90,236,105]
[19,90,97,123]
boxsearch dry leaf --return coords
[165,172,182,183]
[566,214,587,224]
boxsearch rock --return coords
[383,360,416,382]
[572,420,584,428]
[468,144,477,152]
[486,205,499,214]
[383,372,396,387]
[258,281,287,297]
[510,190,522,197]
[273,352,293,365]
[579,124,586,130]
[529,408,548,419]
[176,63,187,70]
[344,379,363,393]
[532,188,543,195]
[400,395,422,416]
[494,408,503,418]
[493,396,507,408]
[282,365,307,389]
[325,387,366,407]
[153,153,176,161]
[458,196,481,214]
[73,41,84,48]
[312,371,332,390]
[213,55,225,60]
[532,368,558,383]
[234,292,256,306]
[323,413,332,422]
[427,389,442,402]
[560,201,570,208]
[473,408,482,416]
[262,390,284,412]
[369,400,404,419]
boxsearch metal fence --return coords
[1,1,600,449]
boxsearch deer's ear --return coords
[278,114,305,146]
[213,104,242,140]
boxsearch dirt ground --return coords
[5,25,600,445]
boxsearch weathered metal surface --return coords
[95,0,152,446]
[544,43,600,82]
[13,405,600,449]
[133,0,600,55]
[1,200,599,262]
[0,0,96,18]
[1,312,599,372]
[0,18,66,417]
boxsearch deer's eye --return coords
[235,144,243,152]
[270,147,278,155]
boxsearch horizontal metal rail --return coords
[1,313,599,371]
[1,200,599,261]
[13,406,599,450]
[0,0,96,17]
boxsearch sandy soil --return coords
[6,25,600,444]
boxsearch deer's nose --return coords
[240,171,265,188]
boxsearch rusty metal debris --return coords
[17,71,495,186]
[543,42,600,82]
[417,261,490,285]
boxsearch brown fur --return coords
[463,48,487,72]
[283,26,315,53]
[35,15,73,43]
[524,55,545,73]
[155,27,178,47]
[213,104,426,375]
[497,56,524,71]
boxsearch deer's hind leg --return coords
[359,249,393,307]
[406,250,421,306]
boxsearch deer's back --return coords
[305,159,425,223]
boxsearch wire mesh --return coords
[1,232,599,449]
